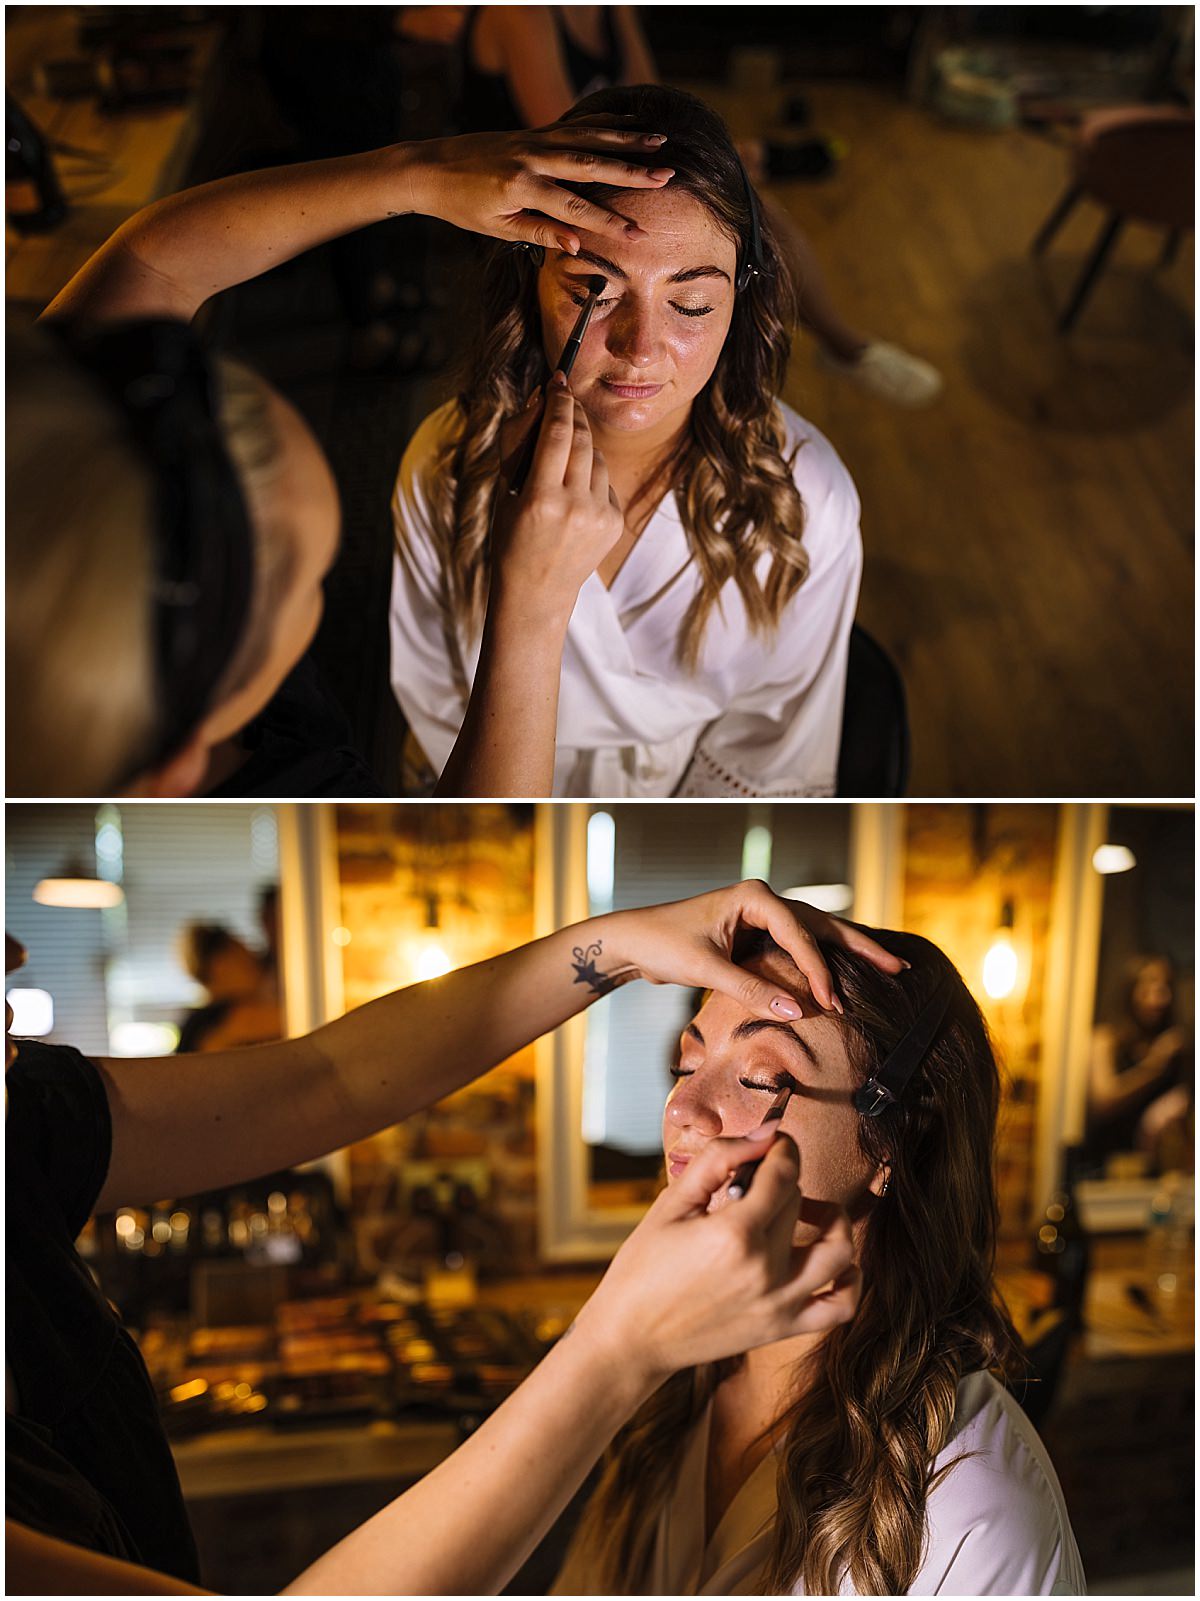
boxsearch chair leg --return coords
[1158,228,1183,269]
[1032,183,1083,256]
[1058,213,1124,332]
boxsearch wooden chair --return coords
[1031,105,1194,332]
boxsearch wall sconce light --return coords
[982,899,1020,1001]
[411,890,453,982]
[1092,843,1137,875]
[414,941,453,983]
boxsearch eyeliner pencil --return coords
[727,1085,793,1199]
[508,274,607,497]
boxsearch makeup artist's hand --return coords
[576,1130,860,1383]
[401,122,673,253]
[491,374,624,624]
[602,880,907,1021]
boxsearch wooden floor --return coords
[691,80,1194,797]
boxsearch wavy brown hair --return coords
[425,84,808,670]
[561,927,1023,1596]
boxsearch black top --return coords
[206,652,386,798]
[458,5,622,134]
[5,1040,201,1584]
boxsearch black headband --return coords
[53,318,256,772]
[853,974,956,1117]
[735,156,767,293]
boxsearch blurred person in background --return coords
[6,884,894,1594]
[176,922,281,1053]
[6,118,674,798]
[455,4,941,405]
[1087,954,1193,1174]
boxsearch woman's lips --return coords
[600,379,664,400]
[666,1152,691,1179]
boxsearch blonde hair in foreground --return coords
[561,930,1023,1596]
[6,329,291,795]
[6,319,156,796]
[426,84,810,671]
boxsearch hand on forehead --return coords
[689,945,855,1093]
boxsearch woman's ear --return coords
[868,1162,892,1199]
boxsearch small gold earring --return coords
[879,1174,891,1198]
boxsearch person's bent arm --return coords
[94,882,902,1211]
[615,5,659,84]
[490,6,582,127]
[436,375,622,797]
[41,126,673,326]
[1087,1023,1185,1119]
[8,1133,858,1596]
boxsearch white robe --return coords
[389,399,863,797]
[554,1372,1087,1596]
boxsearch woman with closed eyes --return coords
[390,84,863,799]
[553,926,1086,1596]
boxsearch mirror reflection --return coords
[1082,806,1194,1183]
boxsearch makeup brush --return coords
[508,274,607,497]
[727,1085,793,1199]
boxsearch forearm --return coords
[5,1522,209,1596]
[436,588,569,797]
[284,1319,653,1595]
[42,142,429,325]
[97,911,634,1208]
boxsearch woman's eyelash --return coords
[668,1067,785,1093]
[564,293,715,318]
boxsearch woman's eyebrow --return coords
[668,264,731,284]
[569,249,626,279]
[564,252,731,287]
[730,1018,820,1068]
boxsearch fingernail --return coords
[624,222,649,239]
[557,235,579,255]
[648,167,674,181]
[899,960,913,970]
[745,1123,776,1142]
[643,134,668,145]
[550,369,568,389]
[830,995,845,1015]
[769,995,800,1020]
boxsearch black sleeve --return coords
[5,1041,112,1236]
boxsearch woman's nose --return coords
[605,303,663,369]
[665,1077,724,1138]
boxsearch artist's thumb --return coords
[662,1126,781,1218]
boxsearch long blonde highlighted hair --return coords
[426,85,809,670]
[562,930,1023,1596]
